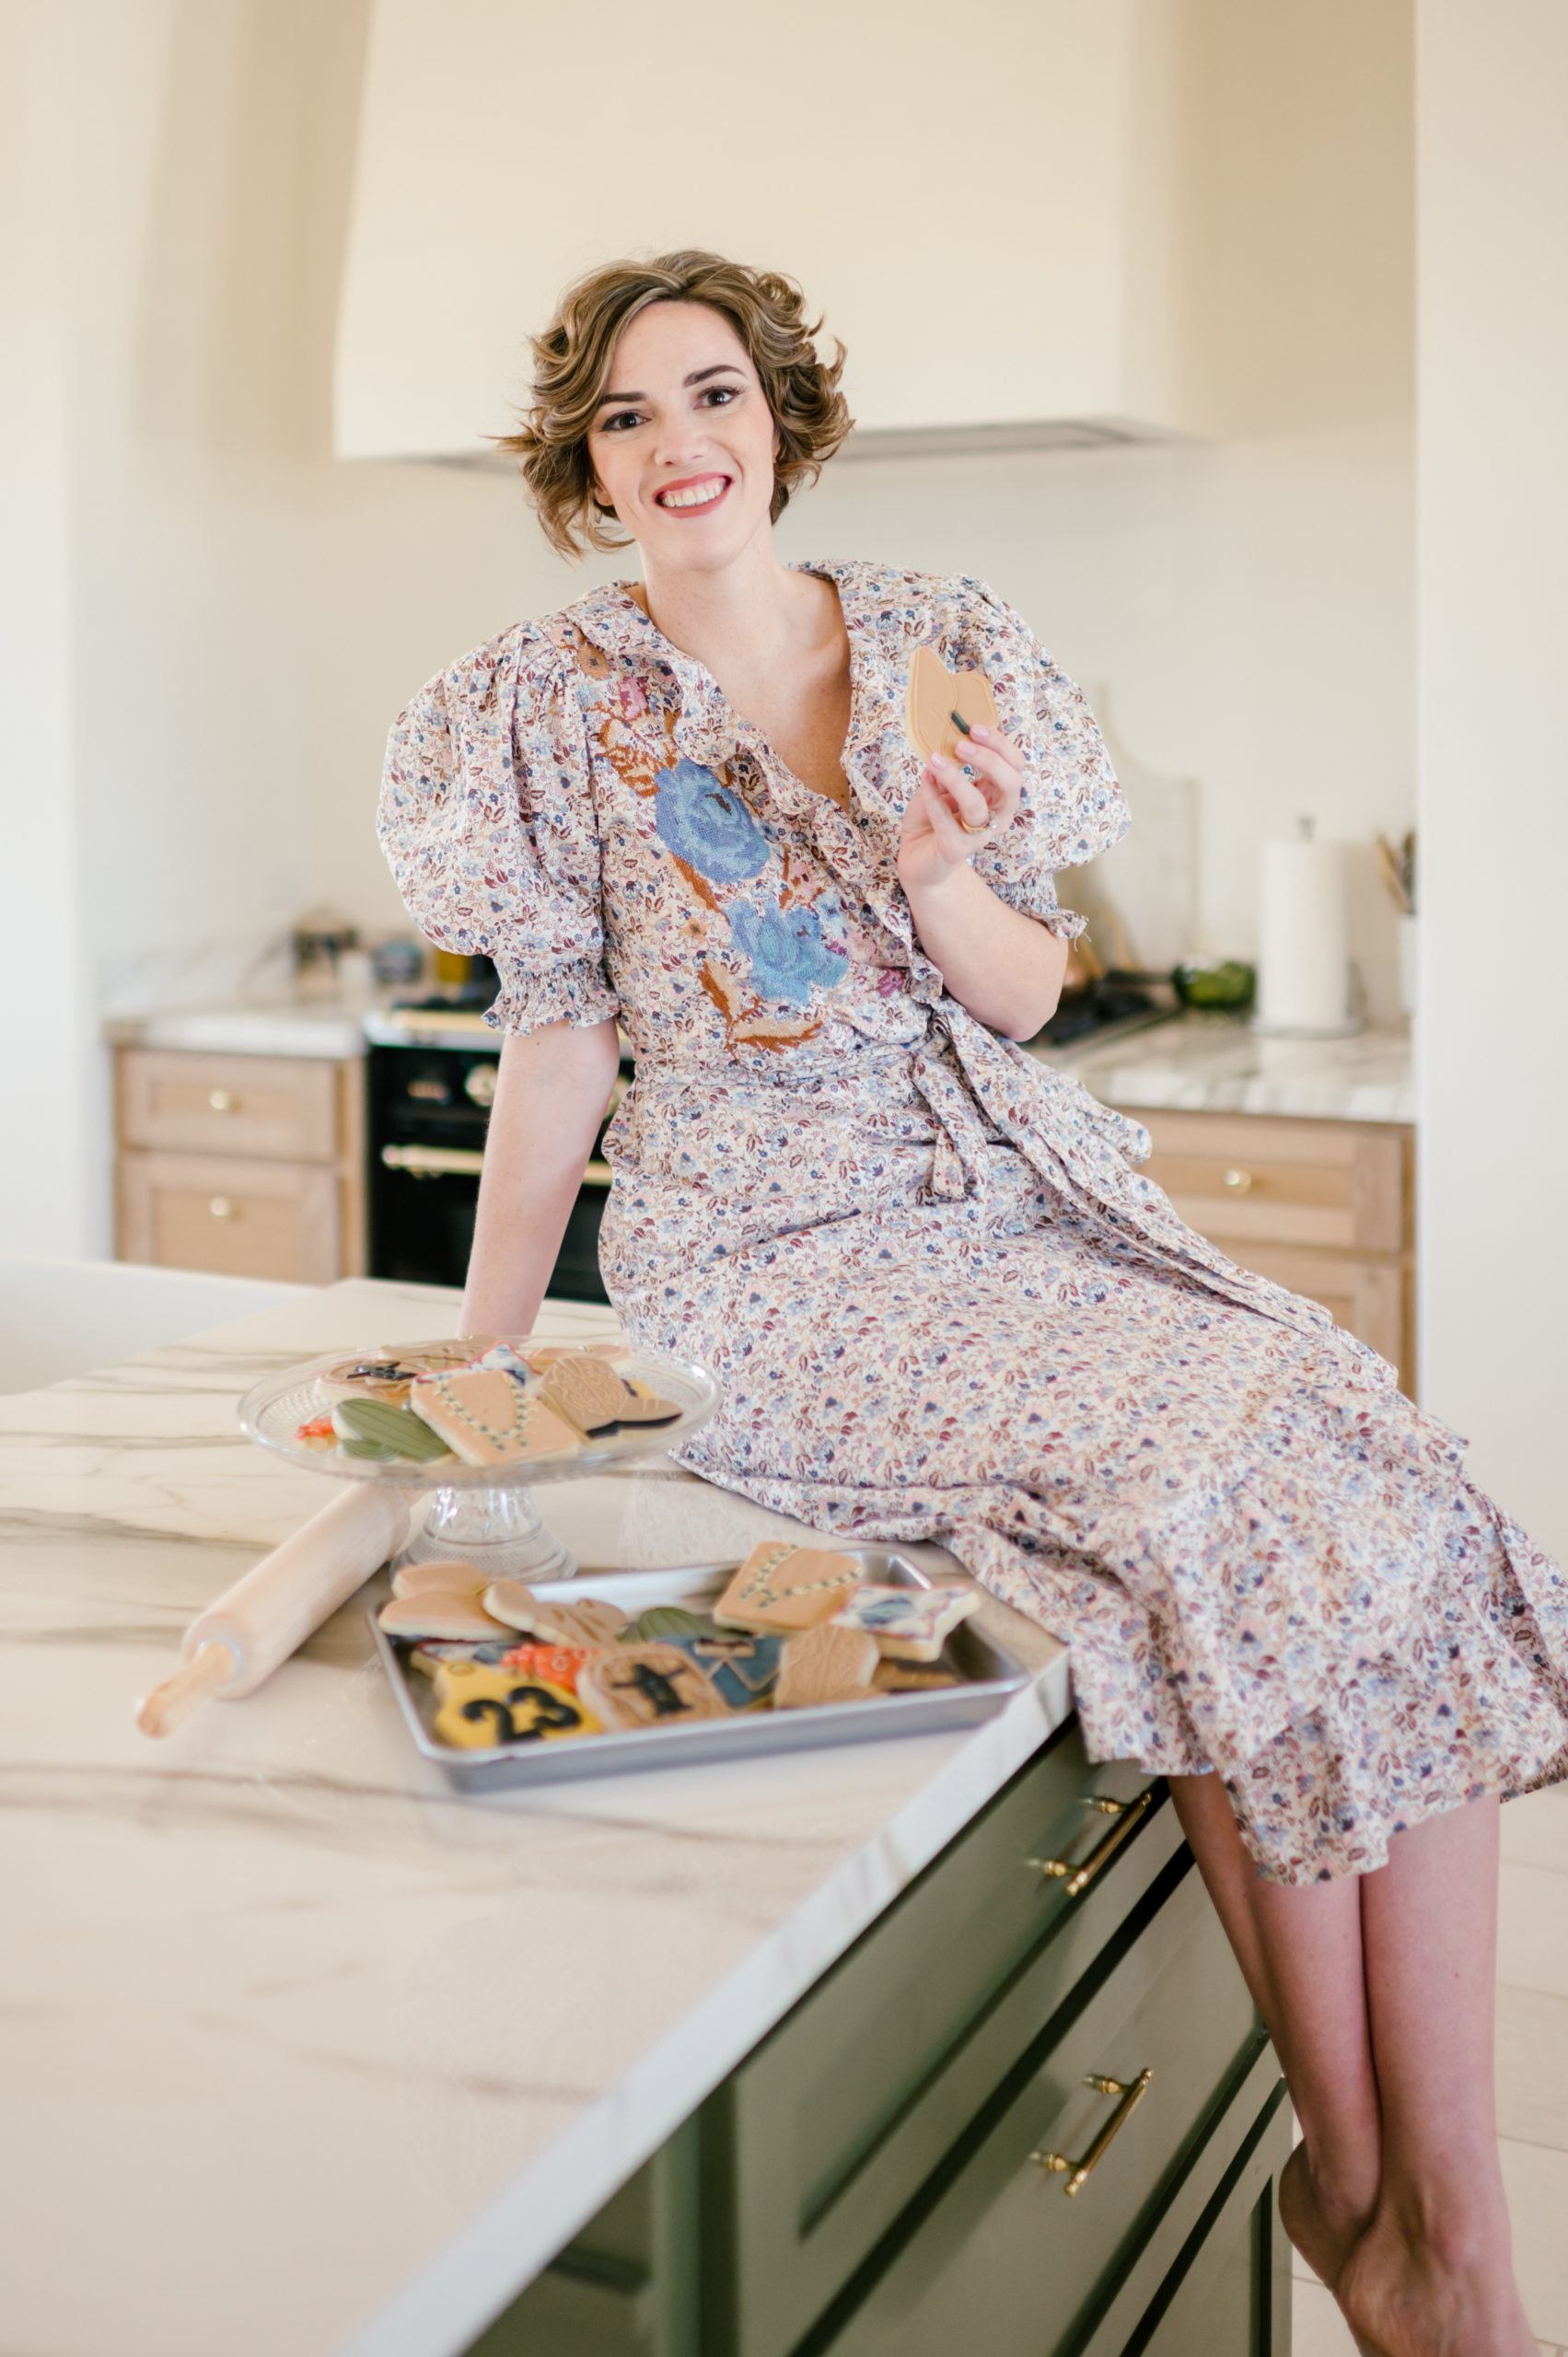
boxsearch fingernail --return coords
[969,723,989,741]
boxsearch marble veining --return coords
[1035,1009,1414,1122]
[0,1278,1066,2357]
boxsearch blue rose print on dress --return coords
[726,898,847,1005]
[654,761,769,884]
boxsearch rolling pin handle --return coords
[135,1641,237,1739]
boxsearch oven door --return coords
[366,1043,617,1304]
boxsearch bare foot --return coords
[1338,2205,1538,2357]
[1278,2142,1371,2293]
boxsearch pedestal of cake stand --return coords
[397,1480,575,1584]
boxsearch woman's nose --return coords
[652,417,709,469]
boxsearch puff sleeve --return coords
[377,626,620,1036]
[957,582,1130,941]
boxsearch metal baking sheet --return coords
[369,1549,1028,1792]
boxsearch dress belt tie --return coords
[908,1006,1005,1204]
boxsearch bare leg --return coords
[1169,1773,1381,2287]
[1170,1775,1533,2357]
[1340,1795,1533,2357]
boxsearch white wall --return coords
[1,0,1414,1259]
[0,0,98,1257]
[1416,0,1568,1553]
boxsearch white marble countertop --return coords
[0,1279,1068,2357]
[106,996,374,1059]
[1033,1010,1415,1123]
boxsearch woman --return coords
[379,250,1566,2355]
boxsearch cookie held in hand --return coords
[905,644,999,766]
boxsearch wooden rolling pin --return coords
[136,1483,412,1737]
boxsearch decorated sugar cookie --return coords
[830,1582,981,1663]
[905,644,1000,766]
[714,1541,864,1633]
[539,1354,680,1438]
[332,1397,456,1463]
[667,1630,784,1711]
[873,1661,960,1692]
[389,1558,487,1598]
[319,1339,486,1407]
[774,1622,880,1710]
[482,1585,633,1648]
[431,1656,598,1748]
[577,1643,727,1730]
[408,1369,582,1466]
[496,1643,600,1693]
[377,1588,513,1642]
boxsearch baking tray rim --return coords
[368,1550,1029,1791]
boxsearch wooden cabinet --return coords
[1138,1110,1415,1392]
[470,1725,1291,2357]
[115,1048,365,1284]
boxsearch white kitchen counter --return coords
[0,1279,1068,2357]
[106,996,372,1059]
[1035,1010,1414,1123]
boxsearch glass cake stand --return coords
[238,1341,722,1582]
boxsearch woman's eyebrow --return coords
[594,362,745,411]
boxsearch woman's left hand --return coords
[896,726,1025,896]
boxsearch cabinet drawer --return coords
[1076,2043,1290,2357]
[819,1860,1260,2357]
[1224,1241,1407,1377]
[721,1726,1178,2357]
[117,1153,339,1283]
[1128,2077,1292,2357]
[1141,1112,1409,1255]
[119,1050,340,1162]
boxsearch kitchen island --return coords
[0,1280,1288,2357]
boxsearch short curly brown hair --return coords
[498,250,852,558]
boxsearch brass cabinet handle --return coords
[380,1144,484,1178]
[1222,1167,1253,1192]
[583,1159,612,1189]
[1027,1785,1156,1897]
[1032,2069,1153,2195]
[208,1196,237,1219]
[207,1089,238,1113]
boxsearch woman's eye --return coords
[701,386,738,407]
[602,411,644,433]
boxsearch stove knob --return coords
[464,1063,498,1108]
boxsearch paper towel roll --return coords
[1256,835,1356,1037]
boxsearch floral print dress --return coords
[379,561,1568,1883]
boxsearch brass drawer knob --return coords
[1027,1785,1156,1897]
[208,1196,237,1219]
[208,1089,238,1113]
[1031,2068,1153,2195]
[1222,1167,1253,1192]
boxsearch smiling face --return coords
[586,301,780,575]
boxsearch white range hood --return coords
[334,0,1200,461]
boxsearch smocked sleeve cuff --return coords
[485,954,621,1039]
[978,865,1089,941]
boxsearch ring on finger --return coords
[958,813,991,835]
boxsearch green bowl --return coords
[1172,959,1257,1012]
